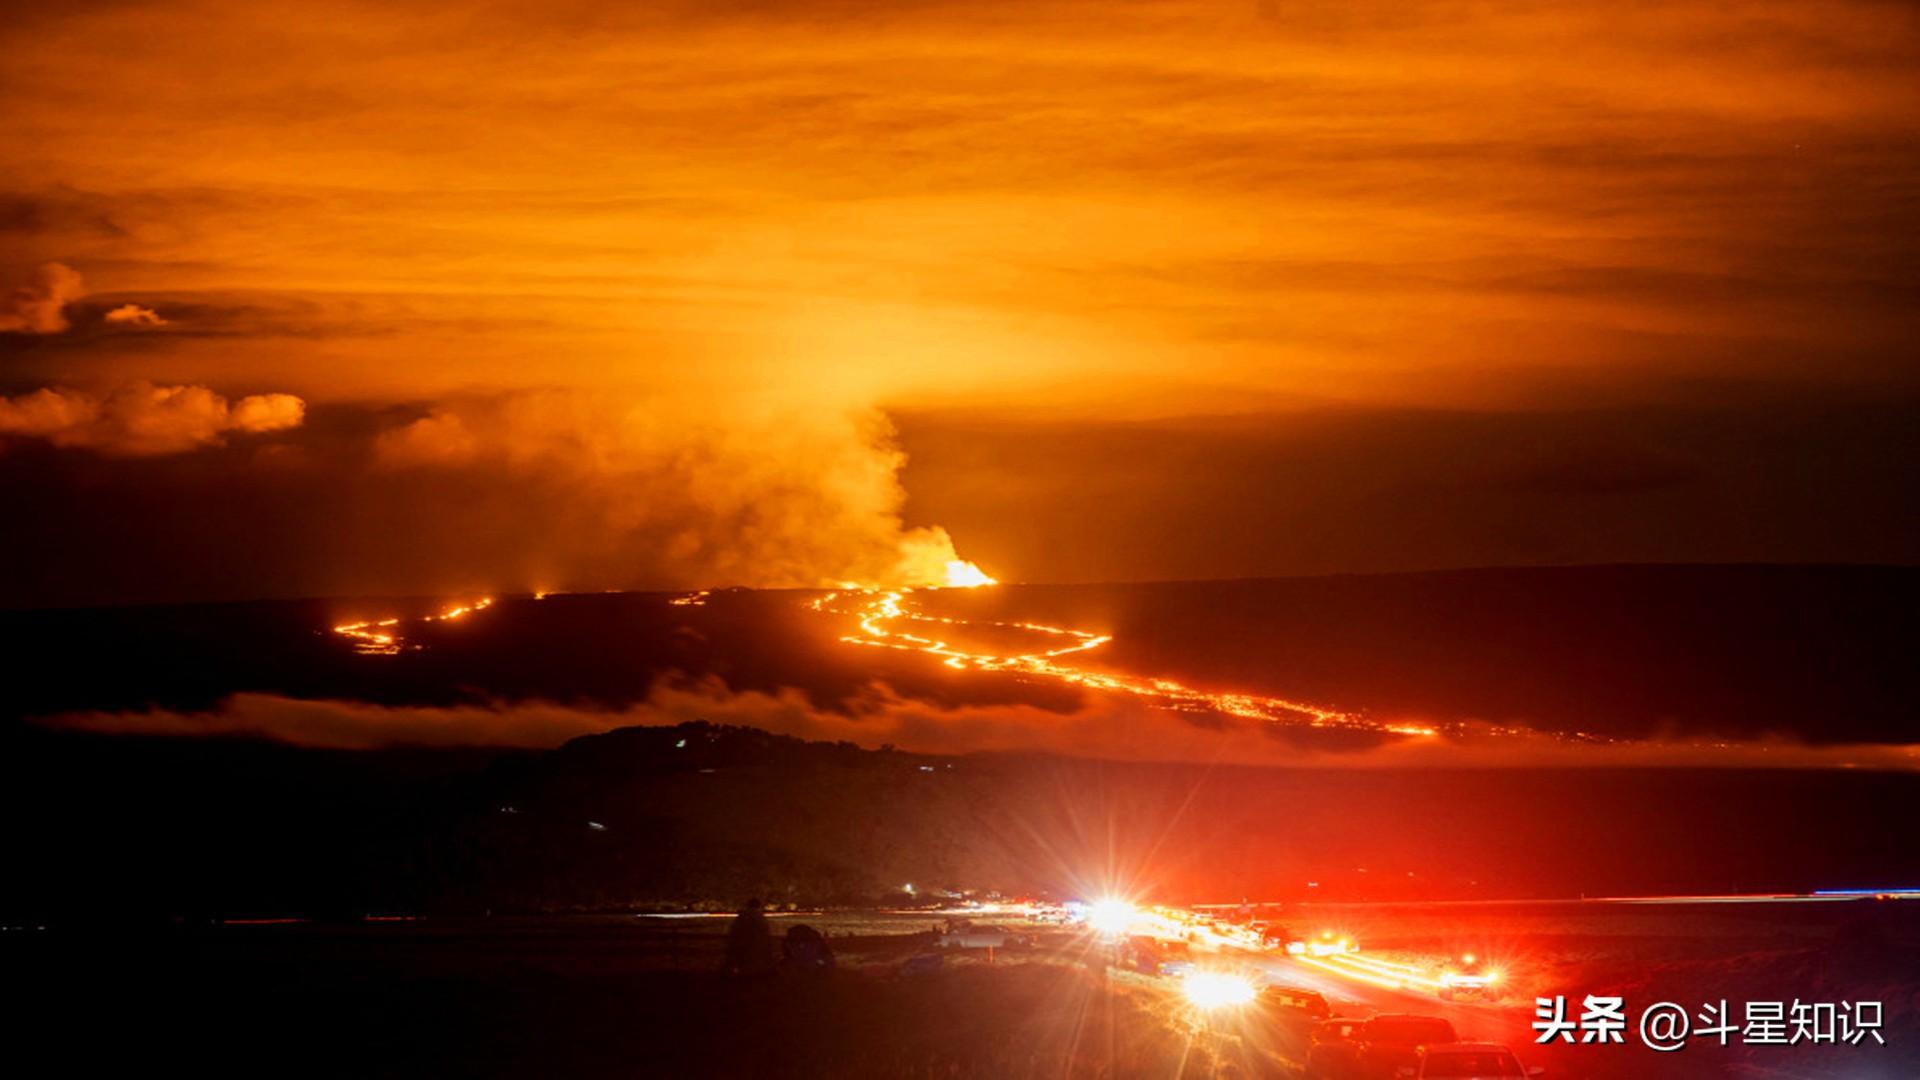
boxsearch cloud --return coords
[227,390,306,433]
[895,401,1920,581]
[47,692,621,750]
[0,390,986,606]
[39,682,1920,771]
[102,303,166,327]
[0,1,1915,602]
[0,381,305,455]
[0,262,84,333]
[372,409,479,468]
[4,2,1916,409]
[368,391,973,588]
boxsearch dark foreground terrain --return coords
[9,918,1205,1078]
[8,902,1916,1079]
[7,721,1920,919]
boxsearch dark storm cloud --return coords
[0,191,128,240]
[896,393,1920,583]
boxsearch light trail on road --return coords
[1291,953,1415,991]
[1305,950,1449,991]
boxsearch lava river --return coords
[809,586,1441,740]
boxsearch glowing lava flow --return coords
[810,586,1438,738]
[332,597,494,655]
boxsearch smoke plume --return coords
[0,262,84,334]
[370,391,971,588]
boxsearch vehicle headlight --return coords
[1087,898,1135,936]
[1182,972,1257,1009]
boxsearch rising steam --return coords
[370,390,989,591]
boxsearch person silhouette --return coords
[722,898,775,977]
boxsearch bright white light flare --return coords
[1086,898,1136,937]
[1183,972,1257,1009]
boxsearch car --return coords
[1306,929,1359,956]
[1118,935,1194,976]
[1435,954,1503,1002]
[1258,923,1299,952]
[1304,1018,1366,1077]
[937,921,1032,949]
[1305,1013,1459,1080]
[1260,984,1333,1022]
[1222,924,1265,949]
[1403,1041,1544,1078]
[1308,1019,1367,1048]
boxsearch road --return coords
[1241,951,1571,1076]
[1194,945,1846,1080]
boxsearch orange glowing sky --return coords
[2,0,1917,602]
